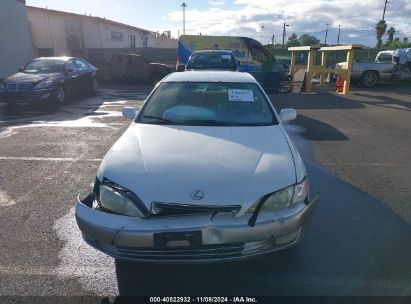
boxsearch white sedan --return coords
[75,71,319,263]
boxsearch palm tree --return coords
[376,20,387,48]
[387,26,396,43]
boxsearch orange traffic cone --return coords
[336,74,345,93]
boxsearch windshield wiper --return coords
[183,119,236,126]
[184,120,272,126]
[141,115,177,125]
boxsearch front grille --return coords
[5,82,33,92]
[150,202,241,217]
[114,239,275,261]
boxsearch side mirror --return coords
[122,107,137,120]
[176,64,186,72]
[279,108,297,123]
[18,67,24,72]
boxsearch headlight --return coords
[0,83,5,91]
[293,178,309,204]
[247,178,309,213]
[34,80,55,89]
[99,184,145,217]
[248,186,294,213]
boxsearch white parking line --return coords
[0,190,16,207]
[0,156,102,162]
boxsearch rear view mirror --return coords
[279,108,297,123]
[122,107,137,120]
[176,64,186,72]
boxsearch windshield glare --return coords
[23,60,65,74]
[187,53,237,70]
[138,82,277,126]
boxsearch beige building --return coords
[27,6,176,58]
[0,0,34,79]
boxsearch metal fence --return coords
[71,48,177,66]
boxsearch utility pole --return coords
[282,22,289,47]
[337,24,341,44]
[382,0,389,21]
[261,25,264,44]
[324,23,330,45]
[181,2,187,35]
[271,34,275,46]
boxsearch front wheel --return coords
[88,77,98,96]
[55,85,67,105]
[360,71,378,87]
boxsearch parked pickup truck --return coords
[336,50,395,87]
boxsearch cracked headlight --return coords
[247,178,309,213]
[292,178,309,204]
[99,184,145,217]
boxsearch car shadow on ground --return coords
[352,92,411,112]
[271,83,411,112]
[272,93,365,110]
[291,115,348,141]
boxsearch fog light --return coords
[275,229,300,245]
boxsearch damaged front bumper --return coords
[75,194,319,263]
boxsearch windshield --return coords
[23,60,65,74]
[137,82,277,126]
[186,53,237,70]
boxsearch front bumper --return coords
[0,89,55,104]
[75,194,319,263]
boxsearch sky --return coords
[26,0,411,47]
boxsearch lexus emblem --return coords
[190,190,205,200]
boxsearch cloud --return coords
[209,0,225,6]
[165,0,411,46]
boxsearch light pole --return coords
[324,22,330,45]
[181,2,187,35]
[337,24,341,44]
[282,22,289,47]
[261,25,264,44]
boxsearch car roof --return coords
[377,50,395,55]
[35,57,74,61]
[192,50,234,54]
[163,71,257,83]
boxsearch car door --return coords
[74,59,93,93]
[64,59,81,96]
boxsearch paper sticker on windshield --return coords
[221,54,232,60]
[228,89,254,102]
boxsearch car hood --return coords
[97,124,296,212]
[148,63,172,72]
[5,72,60,84]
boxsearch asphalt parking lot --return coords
[0,83,410,300]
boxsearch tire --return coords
[88,77,98,96]
[360,71,378,87]
[55,85,67,105]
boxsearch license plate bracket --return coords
[153,231,202,248]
